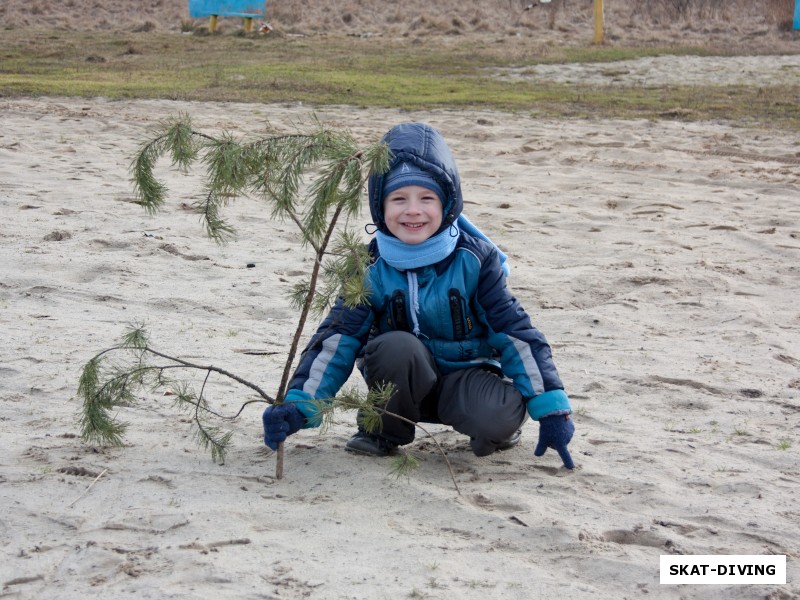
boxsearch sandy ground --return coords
[0,94,798,599]
[494,54,800,86]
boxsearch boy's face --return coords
[383,185,444,244]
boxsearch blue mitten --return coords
[534,414,576,469]
[262,403,305,451]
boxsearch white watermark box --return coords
[661,555,786,585]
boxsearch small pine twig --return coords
[67,468,108,507]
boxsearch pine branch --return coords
[78,357,128,447]
[112,119,393,478]
[193,370,232,464]
[78,326,276,464]
[131,134,169,213]
[130,114,210,213]
[389,452,422,480]
[194,189,237,244]
[202,133,254,197]
[165,114,199,171]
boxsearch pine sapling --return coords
[77,115,460,492]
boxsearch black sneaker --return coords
[497,429,522,451]
[345,431,397,457]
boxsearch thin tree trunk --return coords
[275,203,345,479]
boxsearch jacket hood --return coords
[368,123,463,236]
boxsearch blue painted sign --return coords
[795,0,800,30]
[188,0,266,18]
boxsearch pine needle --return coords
[389,452,422,480]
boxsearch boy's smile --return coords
[383,185,444,244]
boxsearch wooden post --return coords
[244,17,254,33]
[209,14,218,33]
[593,0,604,44]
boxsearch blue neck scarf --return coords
[375,222,460,271]
[375,216,510,275]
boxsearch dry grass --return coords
[766,0,798,30]
[2,0,798,42]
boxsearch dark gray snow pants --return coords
[360,331,527,456]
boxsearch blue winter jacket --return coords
[287,123,569,420]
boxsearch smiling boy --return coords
[383,180,443,245]
[263,122,575,468]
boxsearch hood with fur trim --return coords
[368,123,463,236]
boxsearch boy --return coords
[263,123,575,469]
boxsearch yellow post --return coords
[243,17,253,33]
[209,14,218,33]
[593,0,604,44]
